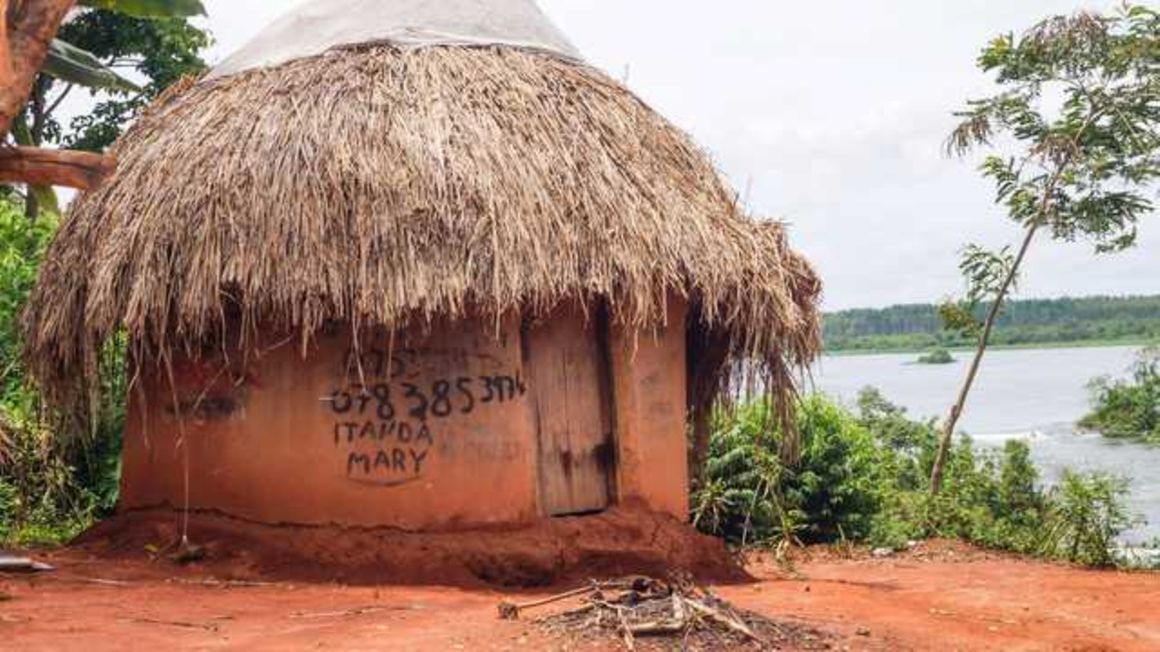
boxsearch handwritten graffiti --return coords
[333,419,434,445]
[325,346,529,486]
[328,374,527,423]
[347,449,429,476]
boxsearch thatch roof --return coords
[21,43,821,424]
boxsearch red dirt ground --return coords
[2,524,1158,650]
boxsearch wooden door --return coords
[525,306,614,516]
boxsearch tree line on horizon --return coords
[824,295,1160,352]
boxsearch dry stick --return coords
[627,620,685,636]
[290,606,401,619]
[683,597,764,645]
[498,585,597,619]
[76,577,132,586]
[166,577,280,588]
[541,603,596,622]
[616,606,635,651]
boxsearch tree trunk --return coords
[0,0,77,137]
[686,324,729,486]
[23,72,47,219]
[0,0,14,117]
[929,221,1040,495]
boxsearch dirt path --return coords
[1,541,1157,651]
[731,543,1160,651]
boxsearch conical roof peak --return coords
[211,0,580,79]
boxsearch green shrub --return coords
[1080,347,1160,442]
[0,200,125,546]
[692,387,1141,568]
[1038,471,1136,567]
[0,205,56,397]
[916,348,955,364]
[693,396,890,546]
[789,397,888,542]
[0,427,92,545]
[692,400,803,547]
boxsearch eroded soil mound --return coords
[77,504,744,587]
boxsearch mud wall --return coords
[610,299,690,518]
[120,303,689,530]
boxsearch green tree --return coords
[0,0,205,212]
[1081,347,1160,441]
[13,7,210,217]
[931,5,1160,494]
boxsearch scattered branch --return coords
[513,575,827,650]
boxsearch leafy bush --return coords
[916,348,955,364]
[693,396,890,547]
[1039,471,1135,568]
[691,401,802,547]
[0,411,94,545]
[0,200,124,546]
[692,387,1141,567]
[1081,347,1160,442]
[0,205,56,396]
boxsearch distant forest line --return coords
[824,295,1160,353]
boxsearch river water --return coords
[811,345,1160,545]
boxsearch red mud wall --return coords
[120,304,689,530]
[610,299,690,518]
[121,314,540,530]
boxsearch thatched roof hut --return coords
[22,0,820,529]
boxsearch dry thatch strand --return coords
[21,44,821,428]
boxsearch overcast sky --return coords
[182,0,1160,310]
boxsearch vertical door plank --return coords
[526,305,613,515]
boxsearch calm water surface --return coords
[811,346,1160,544]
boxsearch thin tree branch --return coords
[45,81,73,116]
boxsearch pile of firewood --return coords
[499,575,830,650]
